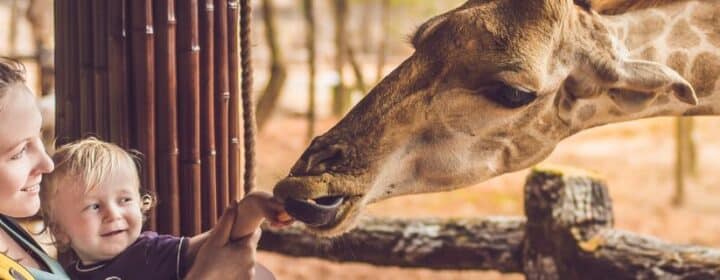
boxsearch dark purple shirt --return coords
[67,231,189,280]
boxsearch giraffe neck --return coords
[601,0,720,118]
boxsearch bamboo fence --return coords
[55,0,251,236]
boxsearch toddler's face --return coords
[52,166,143,265]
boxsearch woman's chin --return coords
[1,195,41,218]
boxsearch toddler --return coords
[40,137,292,279]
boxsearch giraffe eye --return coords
[485,84,537,108]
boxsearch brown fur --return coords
[587,0,687,14]
[689,53,720,98]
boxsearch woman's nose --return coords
[34,139,54,174]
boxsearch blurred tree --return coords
[375,0,389,85]
[332,0,350,116]
[347,44,366,94]
[256,0,288,131]
[303,0,316,143]
[672,117,697,207]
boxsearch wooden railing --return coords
[259,166,720,279]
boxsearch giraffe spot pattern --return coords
[667,20,701,49]
[639,47,658,61]
[689,52,720,98]
[626,15,666,50]
[691,6,720,48]
[577,105,597,122]
[666,51,688,75]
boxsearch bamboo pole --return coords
[78,0,95,136]
[54,0,67,143]
[129,0,157,229]
[107,0,130,148]
[68,0,80,142]
[92,0,109,140]
[177,0,203,235]
[228,0,242,200]
[153,0,181,235]
[214,0,231,213]
[303,0,316,143]
[199,0,218,229]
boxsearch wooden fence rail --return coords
[259,167,720,279]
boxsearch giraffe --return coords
[274,0,720,236]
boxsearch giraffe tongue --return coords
[284,196,344,226]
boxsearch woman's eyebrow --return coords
[0,138,30,155]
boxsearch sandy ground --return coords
[254,115,720,280]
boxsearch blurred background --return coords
[2,0,719,279]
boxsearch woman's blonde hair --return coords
[0,58,26,101]
[40,137,154,250]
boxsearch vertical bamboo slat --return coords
[78,0,95,136]
[200,0,218,230]
[107,0,130,148]
[54,0,66,143]
[227,0,242,199]
[66,0,81,142]
[214,0,231,214]
[153,0,181,235]
[92,0,109,140]
[129,0,157,229]
[177,0,203,235]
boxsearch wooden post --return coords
[92,0,109,140]
[176,0,203,235]
[228,0,243,201]
[153,0,181,235]
[214,0,231,213]
[199,0,218,230]
[129,0,157,229]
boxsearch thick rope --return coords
[240,0,256,193]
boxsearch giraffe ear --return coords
[601,59,697,111]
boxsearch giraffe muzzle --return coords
[284,196,345,226]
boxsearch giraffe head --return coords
[274,0,697,236]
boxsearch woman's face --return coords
[0,83,54,217]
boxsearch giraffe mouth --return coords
[283,195,363,235]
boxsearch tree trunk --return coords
[331,0,349,116]
[673,117,697,207]
[260,167,720,278]
[255,0,288,131]
[375,0,389,85]
[346,44,366,94]
[303,0,316,143]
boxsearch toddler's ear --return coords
[141,194,155,212]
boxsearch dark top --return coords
[0,215,70,280]
[66,231,189,280]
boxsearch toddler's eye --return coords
[84,204,101,212]
[121,197,134,204]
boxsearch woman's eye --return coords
[10,146,27,160]
[485,85,537,108]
